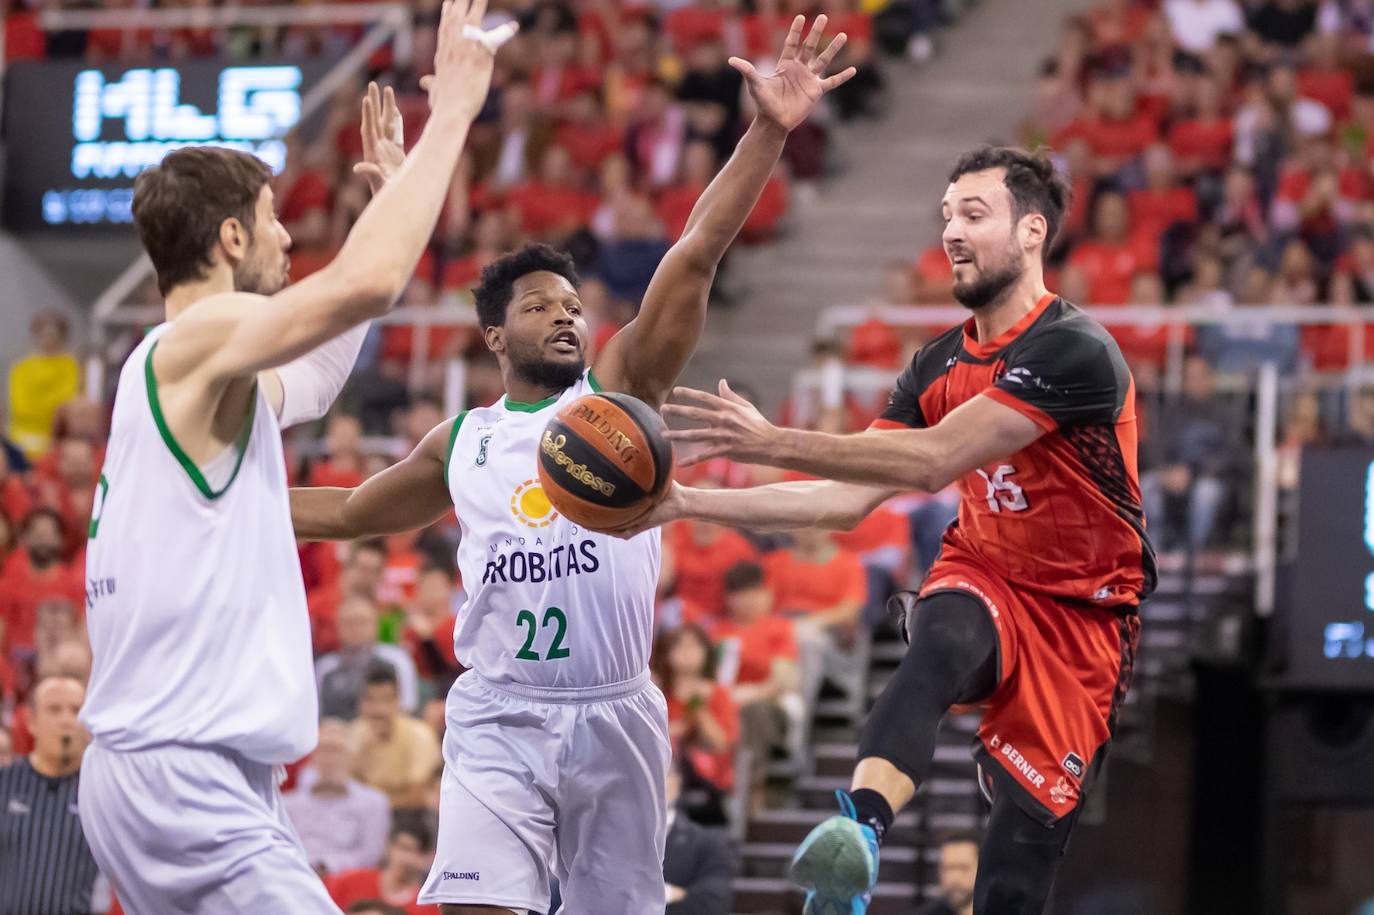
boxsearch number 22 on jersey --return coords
[515,607,571,661]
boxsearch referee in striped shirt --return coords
[0,675,104,915]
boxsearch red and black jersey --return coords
[875,293,1156,611]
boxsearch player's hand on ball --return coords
[353,82,406,195]
[662,380,780,467]
[424,0,518,121]
[735,15,857,133]
[607,482,688,540]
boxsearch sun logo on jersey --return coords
[511,479,558,528]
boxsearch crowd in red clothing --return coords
[845,0,1374,391]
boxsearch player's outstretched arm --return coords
[616,478,896,537]
[291,419,456,541]
[663,381,1045,492]
[156,0,514,388]
[591,15,855,407]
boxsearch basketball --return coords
[537,391,674,531]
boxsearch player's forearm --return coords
[675,118,788,268]
[769,427,951,491]
[332,110,474,305]
[675,480,876,532]
[290,487,360,541]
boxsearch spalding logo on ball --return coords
[538,391,673,531]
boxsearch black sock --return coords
[848,788,894,846]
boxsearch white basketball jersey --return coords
[81,324,318,764]
[445,372,660,689]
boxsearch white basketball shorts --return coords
[418,670,671,913]
[79,742,341,914]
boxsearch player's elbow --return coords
[910,438,962,492]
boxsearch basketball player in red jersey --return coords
[626,147,1155,914]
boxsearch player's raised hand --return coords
[661,380,781,466]
[353,82,406,195]
[734,15,856,133]
[425,0,519,122]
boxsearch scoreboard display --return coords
[1288,446,1374,690]
[2,58,329,229]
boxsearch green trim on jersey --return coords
[442,411,468,487]
[145,341,257,501]
[504,393,560,413]
[507,371,600,412]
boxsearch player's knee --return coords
[900,590,998,703]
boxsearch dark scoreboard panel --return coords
[1289,447,1374,689]
[2,58,329,229]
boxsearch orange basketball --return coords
[537,391,674,531]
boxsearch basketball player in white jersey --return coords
[289,18,855,913]
[76,4,516,911]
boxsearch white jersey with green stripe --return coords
[445,371,661,689]
[80,324,318,765]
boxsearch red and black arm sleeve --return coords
[985,322,1130,432]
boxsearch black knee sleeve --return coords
[973,790,1077,915]
[857,590,999,785]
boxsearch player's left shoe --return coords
[789,790,879,915]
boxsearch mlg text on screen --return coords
[10,64,305,227]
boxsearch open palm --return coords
[734,15,856,132]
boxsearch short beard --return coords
[512,353,586,392]
[953,258,1023,310]
[233,250,286,296]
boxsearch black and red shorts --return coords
[920,546,1140,825]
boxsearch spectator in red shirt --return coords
[765,527,867,631]
[1271,139,1364,255]
[1299,31,1353,120]
[739,162,791,244]
[657,142,718,242]
[1168,73,1235,176]
[651,624,740,803]
[506,145,598,243]
[530,29,599,110]
[664,518,761,627]
[555,87,624,178]
[1068,190,1159,304]
[1059,67,1160,174]
[1129,143,1199,243]
[309,414,367,490]
[35,438,98,556]
[324,823,438,915]
[308,539,388,656]
[716,561,801,807]
[1,508,84,654]
[0,449,32,532]
[402,565,462,697]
